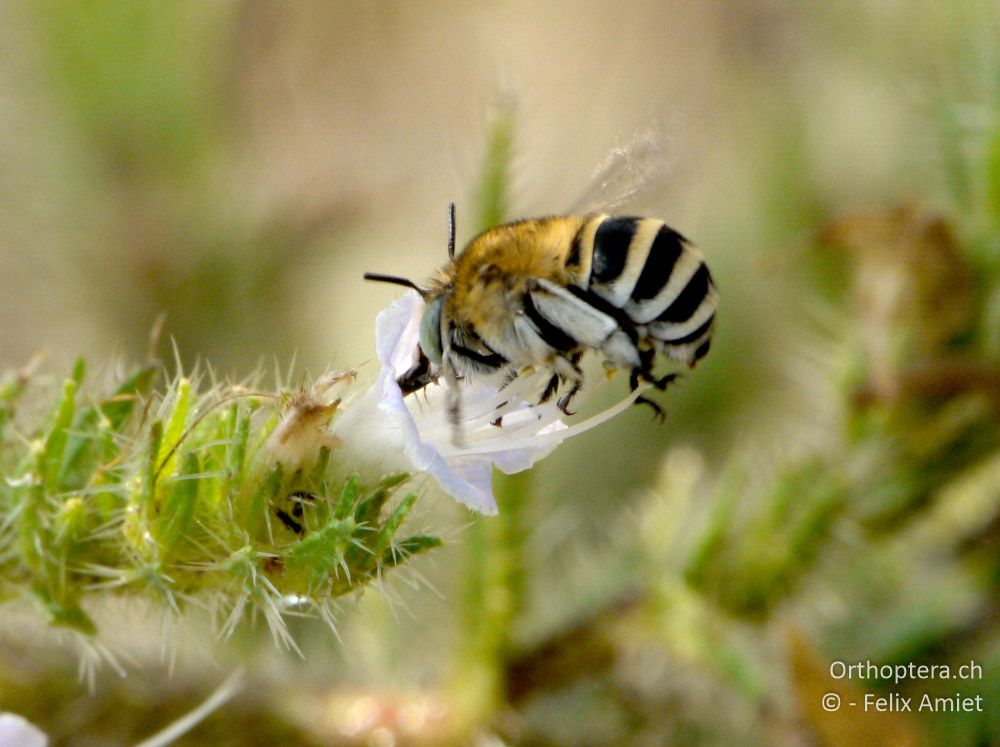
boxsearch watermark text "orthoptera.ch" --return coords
[829,660,982,686]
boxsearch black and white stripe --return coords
[572,215,716,367]
[513,212,715,410]
[448,323,508,375]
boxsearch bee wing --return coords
[568,128,674,216]
[528,278,617,348]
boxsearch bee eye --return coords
[419,296,445,365]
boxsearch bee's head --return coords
[363,271,447,394]
[419,294,445,366]
[391,293,445,395]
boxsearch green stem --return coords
[449,98,532,733]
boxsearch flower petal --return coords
[0,713,47,747]
[335,291,646,514]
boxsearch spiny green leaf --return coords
[354,486,390,527]
[42,378,78,489]
[156,377,191,481]
[382,535,442,567]
[58,364,155,491]
[102,363,158,429]
[145,420,164,497]
[123,420,163,552]
[334,474,361,519]
[58,407,101,493]
[54,497,87,547]
[16,461,47,574]
[155,451,200,557]
[366,492,418,569]
[244,463,283,541]
[227,403,251,484]
[285,517,357,593]
[378,472,409,490]
[70,357,86,387]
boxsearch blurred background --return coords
[1,1,998,744]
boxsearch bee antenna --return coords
[363,273,425,296]
[447,202,456,259]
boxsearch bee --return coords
[364,202,717,426]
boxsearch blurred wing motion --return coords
[569,127,675,216]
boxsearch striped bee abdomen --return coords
[576,215,716,366]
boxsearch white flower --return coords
[0,713,47,747]
[334,291,644,514]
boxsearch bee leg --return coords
[275,507,304,535]
[553,355,584,416]
[635,395,665,421]
[557,384,581,416]
[638,347,657,378]
[288,490,318,520]
[653,373,680,390]
[538,374,561,404]
[629,366,666,422]
[634,393,665,421]
[497,367,519,392]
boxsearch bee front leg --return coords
[538,374,561,404]
[497,366,520,392]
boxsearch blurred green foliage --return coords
[0,1,998,745]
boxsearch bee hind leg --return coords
[653,373,680,391]
[629,366,666,422]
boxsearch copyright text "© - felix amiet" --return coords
[822,660,985,714]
